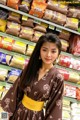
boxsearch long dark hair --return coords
[19,33,62,89]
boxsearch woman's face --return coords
[40,42,59,65]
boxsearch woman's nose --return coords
[47,52,51,57]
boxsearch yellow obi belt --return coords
[22,94,44,111]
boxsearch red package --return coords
[0,37,15,51]
[58,54,71,68]
[69,35,80,56]
[29,1,47,18]
[7,0,21,10]
[57,68,69,80]
[76,88,80,100]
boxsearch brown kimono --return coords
[1,67,64,120]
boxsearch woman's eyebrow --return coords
[42,47,57,50]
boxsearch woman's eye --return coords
[42,49,47,51]
[52,51,56,53]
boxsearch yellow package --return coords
[0,19,7,32]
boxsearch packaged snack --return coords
[0,9,8,20]
[68,7,80,19]
[65,18,79,31]
[32,31,45,42]
[47,0,59,11]
[0,37,15,51]
[22,16,34,28]
[7,12,21,23]
[6,21,21,36]
[8,69,22,82]
[47,0,68,14]
[51,12,66,26]
[43,9,54,21]
[76,88,80,100]
[60,39,69,51]
[29,1,47,18]
[59,30,71,41]
[9,55,25,69]
[0,19,7,32]
[26,45,35,56]
[0,52,11,65]
[64,84,76,98]
[69,71,80,83]
[0,0,7,5]
[19,0,32,12]
[7,0,21,10]
[19,26,34,41]
[13,41,26,54]
[0,68,8,81]
[33,0,47,2]
[69,35,80,56]
[34,22,48,33]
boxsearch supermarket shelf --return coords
[63,96,80,103]
[0,64,22,70]
[56,65,80,75]
[61,51,80,59]
[0,4,80,35]
[64,81,80,88]
[0,32,36,46]
[0,48,29,59]
[0,81,12,87]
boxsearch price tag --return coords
[34,19,41,24]
[49,25,55,30]
[56,27,62,32]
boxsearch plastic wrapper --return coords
[19,26,34,41]
[34,22,48,33]
[13,41,26,54]
[0,52,11,65]
[22,16,34,28]
[7,12,21,23]
[0,9,8,20]
[9,55,26,69]
[26,44,35,56]
[7,0,21,10]
[29,1,47,18]
[0,0,7,5]
[0,68,8,81]
[19,0,31,12]
[59,30,71,41]
[0,37,15,51]
[69,71,80,83]
[57,68,69,80]
[58,54,80,71]
[64,84,76,98]
[0,19,7,32]
[69,35,80,56]
[47,0,68,15]
[8,69,22,82]
[65,18,79,31]
[32,31,45,42]
[6,21,21,36]
[51,12,66,26]
[43,9,54,21]
[60,39,69,51]
[68,7,80,19]
[76,88,80,100]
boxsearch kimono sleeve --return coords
[44,73,64,120]
[0,76,22,117]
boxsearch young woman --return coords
[1,33,64,120]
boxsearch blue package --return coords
[0,52,6,64]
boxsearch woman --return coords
[1,33,64,120]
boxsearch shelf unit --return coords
[0,3,80,104]
[0,64,22,71]
[0,4,80,35]
[0,48,29,59]
[0,32,36,46]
